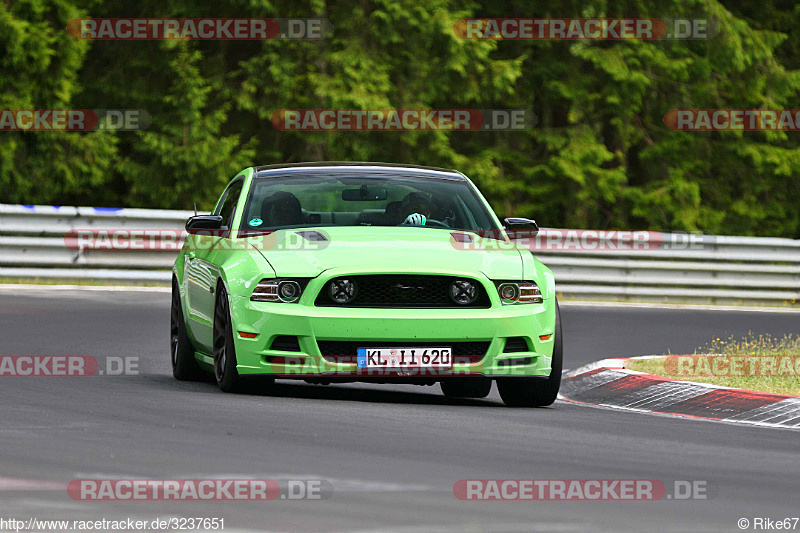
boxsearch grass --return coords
[625,333,800,397]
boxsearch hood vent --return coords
[295,230,328,242]
[450,232,474,243]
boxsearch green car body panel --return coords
[173,164,557,380]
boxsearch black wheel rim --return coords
[170,289,180,370]
[213,290,228,383]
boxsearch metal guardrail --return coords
[0,204,188,284]
[1,203,798,305]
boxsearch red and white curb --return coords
[559,357,800,430]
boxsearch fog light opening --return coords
[449,279,478,305]
[328,279,358,304]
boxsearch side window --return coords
[215,180,244,229]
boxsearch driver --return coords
[398,192,435,226]
[261,192,304,226]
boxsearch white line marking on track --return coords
[560,300,800,313]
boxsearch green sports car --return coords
[171,162,562,407]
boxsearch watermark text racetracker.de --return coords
[665,109,800,131]
[451,229,706,252]
[0,109,150,132]
[453,18,717,40]
[63,228,331,252]
[0,356,139,377]
[665,355,800,378]
[68,478,332,501]
[67,18,332,40]
[271,109,536,131]
[454,479,715,500]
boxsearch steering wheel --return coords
[399,217,450,228]
[423,219,450,228]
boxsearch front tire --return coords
[213,284,245,392]
[171,278,204,381]
[497,299,563,407]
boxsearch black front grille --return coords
[270,335,301,352]
[317,341,490,365]
[315,275,490,308]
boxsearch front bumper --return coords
[224,294,556,378]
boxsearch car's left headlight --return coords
[494,281,543,305]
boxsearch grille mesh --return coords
[315,275,490,308]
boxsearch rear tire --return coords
[440,378,492,398]
[497,299,563,407]
[171,278,204,381]
[213,284,245,393]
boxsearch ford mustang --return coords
[170,162,561,407]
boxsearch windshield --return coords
[239,170,500,233]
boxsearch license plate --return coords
[357,347,452,369]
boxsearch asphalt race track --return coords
[1,287,798,532]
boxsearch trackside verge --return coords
[559,357,800,430]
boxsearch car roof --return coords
[252,161,464,179]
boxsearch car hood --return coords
[244,226,524,280]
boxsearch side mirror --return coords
[185,215,224,234]
[503,217,539,239]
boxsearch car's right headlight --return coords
[494,281,543,305]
